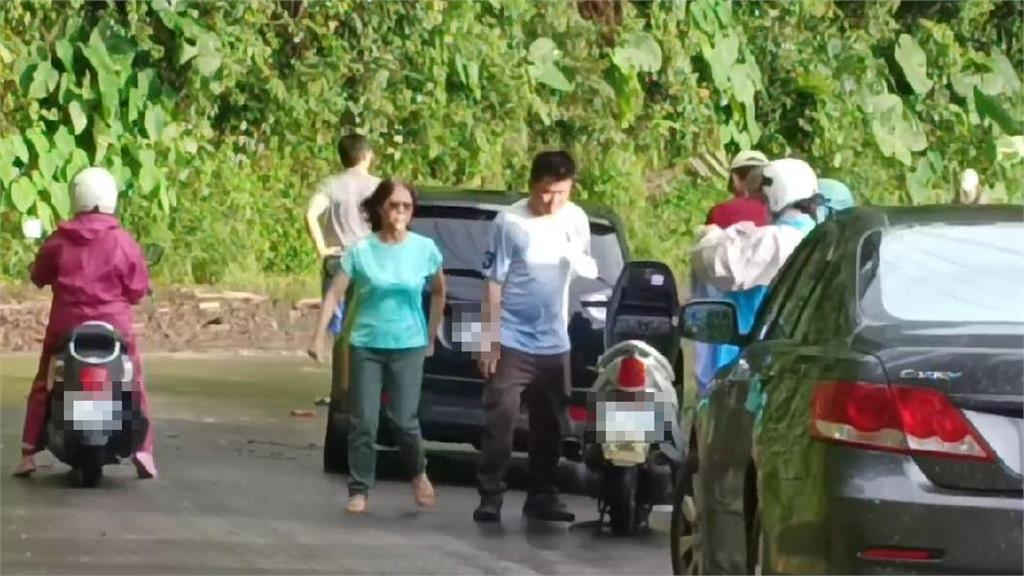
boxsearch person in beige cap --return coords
[690,150,771,399]
[705,150,771,227]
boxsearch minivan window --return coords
[860,223,1024,324]
[411,207,625,282]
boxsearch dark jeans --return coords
[348,345,427,495]
[478,345,571,497]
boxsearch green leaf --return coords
[527,38,571,91]
[144,105,166,141]
[35,198,56,231]
[38,151,60,181]
[531,64,572,91]
[10,178,39,213]
[53,126,75,159]
[80,29,126,122]
[0,138,19,186]
[195,34,222,77]
[65,148,90,180]
[894,34,932,95]
[92,119,113,163]
[528,38,560,67]
[68,100,88,134]
[702,33,739,90]
[869,94,927,166]
[906,156,938,204]
[11,134,30,163]
[177,38,199,66]
[730,62,756,105]
[975,86,1023,135]
[138,149,158,193]
[28,60,60,99]
[611,32,663,73]
[25,127,50,158]
[46,178,71,219]
[55,39,75,72]
[995,135,1024,164]
[989,50,1021,94]
[796,71,834,98]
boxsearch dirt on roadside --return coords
[0,285,324,354]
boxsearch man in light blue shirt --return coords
[474,151,598,524]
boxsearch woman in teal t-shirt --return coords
[309,179,446,514]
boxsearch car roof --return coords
[836,204,1024,229]
[415,186,623,228]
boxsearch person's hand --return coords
[477,347,500,378]
[426,342,435,358]
[307,333,326,364]
[318,246,342,259]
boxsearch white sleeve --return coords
[566,207,599,279]
[307,189,330,219]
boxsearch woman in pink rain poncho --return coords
[12,167,157,479]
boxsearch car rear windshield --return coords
[860,222,1024,324]
[411,205,625,282]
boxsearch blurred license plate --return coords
[71,399,118,424]
[599,402,656,443]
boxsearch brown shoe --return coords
[346,493,367,514]
[412,473,436,508]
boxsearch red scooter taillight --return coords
[78,366,109,393]
[616,356,646,391]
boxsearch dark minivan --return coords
[324,189,630,473]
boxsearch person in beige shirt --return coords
[306,134,381,334]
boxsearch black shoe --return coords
[523,492,575,522]
[473,494,503,523]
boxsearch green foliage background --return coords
[2,0,1022,288]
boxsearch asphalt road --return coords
[0,354,670,575]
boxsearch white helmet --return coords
[72,167,118,214]
[762,158,818,214]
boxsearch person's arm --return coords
[308,271,351,363]
[30,237,60,288]
[565,209,598,279]
[480,281,503,376]
[479,214,512,377]
[305,189,338,259]
[120,236,151,305]
[426,270,446,357]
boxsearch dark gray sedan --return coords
[673,205,1024,574]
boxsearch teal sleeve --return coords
[427,240,442,277]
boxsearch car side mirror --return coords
[144,243,165,267]
[678,300,741,345]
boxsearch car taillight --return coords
[616,356,646,391]
[79,366,109,393]
[810,381,993,461]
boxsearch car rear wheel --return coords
[671,460,701,575]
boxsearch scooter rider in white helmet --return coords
[762,158,822,234]
[690,158,822,364]
[12,167,158,479]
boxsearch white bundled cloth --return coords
[690,221,807,292]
